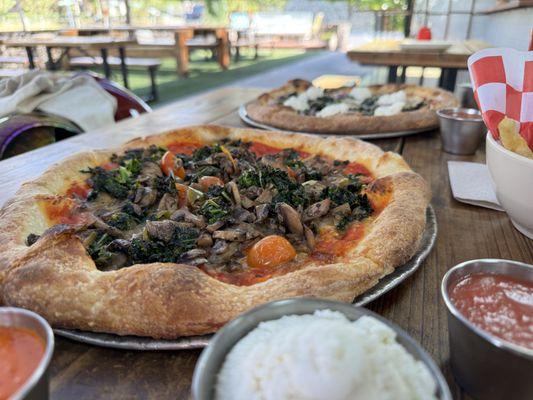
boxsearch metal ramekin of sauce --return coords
[442,259,533,400]
[0,307,54,400]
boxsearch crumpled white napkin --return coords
[447,161,504,211]
[0,70,117,131]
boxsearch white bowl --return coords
[486,133,533,239]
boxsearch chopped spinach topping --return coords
[107,212,137,231]
[198,186,232,224]
[87,233,114,267]
[129,225,199,264]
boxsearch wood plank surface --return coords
[1,37,136,49]
[347,50,470,69]
[1,87,531,400]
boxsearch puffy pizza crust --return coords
[0,125,430,338]
[246,79,459,134]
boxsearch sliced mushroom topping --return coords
[144,220,179,242]
[255,188,274,204]
[170,208,206,228]
[183,212,206,229]
[234,207,255,223]
[212,229,246,242]
[129,202,143,216]
[92,217,124,238]
[303,198,331,222]
[209,242,240,264]
[278,202,304,236]
[197,233,213,248]
[206,220,225,232]
[188,258,208,266]
[303,155,332,175]
[182,248,207,259]
[304,225,316,249]
[226,181,241,205]
[138,161,163,182]
[170,209,187,221]
[134,186,158,208]
[236,223,262,240]
[331,203,351,216]
[254,204,270,223]
[302,180,326,201]
[240,195,255,209]
[158,193,179,213]
[212,239,228,254]
[242,185,262,199]
[107,238,131,253]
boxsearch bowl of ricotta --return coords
[192,298,451,400]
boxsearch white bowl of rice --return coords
[192,299,451,400]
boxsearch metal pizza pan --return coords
[238,104,436,139]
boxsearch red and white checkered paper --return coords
[468,48,533,150]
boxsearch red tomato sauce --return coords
[449,273,533,350]
[65,182,90,199]
[102,162,119,171]
[167,142,202,155]
[248,142,309,158]
[312,223,366,261]
[41,199,89,225]
[344,162,371,177]
[0,326,45,400]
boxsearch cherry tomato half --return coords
[247,235,296,269]
[161,151,185,179]
[198,176,224,192]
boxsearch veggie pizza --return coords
[246,79,458,135]
[0,126,430,338]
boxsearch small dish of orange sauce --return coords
[0,326,45,400]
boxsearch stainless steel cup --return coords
[0,307,55,400]
[441,259,533,400]
[192,298,451,400]
[437,108,486,155]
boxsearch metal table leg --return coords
[387,66,398,83]
[45,47,56,70]
[100,48,111,79]
[118,46,129,89]
[25,47,35,69]
[439,68,458,92]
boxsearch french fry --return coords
[498,117,533,159]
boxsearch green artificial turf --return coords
[93,48,317,107]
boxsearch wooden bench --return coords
[0,68,28,78]
[69,56,161,102]
[0,56,28,64]
[0,56,28,78]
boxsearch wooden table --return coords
[0,87,532,399]
[1,37,136,88]
[57,25,231,76]
[347,40,489,91]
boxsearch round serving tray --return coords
[54,206,437,350]
[238,104,436,139]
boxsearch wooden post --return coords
[175,28,193,77]
[215,28,230,70]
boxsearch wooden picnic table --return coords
[0,86,531,399]
[57,25,231,76]
[347,40,490,91]
[1,36,136,88]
